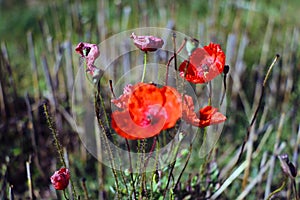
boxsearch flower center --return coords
[140,105,167,127]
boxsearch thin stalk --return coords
[119,170,129,196]
[139,139,147,198]
[163,137,183,200]
[208,81,212,105]
[141,52,147,82]
[64,148,76,200]
[63,190,69,200]
[43,104,66,168]
[293,180,299,200]
[264,113,285,199]
[172,32,177,71]
[43,104,78,199]
[81,178,89,200]
[165,38,187,85]
[173,143,193,190]
[199,127,212,178]
[266,178,287,200]
[94,83,120,196]
[125,139,137,200]
[144,137,157,169]
[237,54,280,164]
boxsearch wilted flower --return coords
[111,83,181,139]
[179,42,226,84]
[50,168,70,190]
[130,33,164,52]
[75,42,100,75]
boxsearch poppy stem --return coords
[163,136,184,200]
[144,137,157,169]
[44,104,78,200]
[94,82,120,196]
[43,104,66,168]
[172,32,177,71]
[125,139,137,200]
[266,177,287,200]
[141,52,147,82]
[165,38,187,85]
[63,189,69,200]
[237,54,280,164]
[208,81,212,106]
[173,142,193,190]
[293,179,299,200]
[81,178,89,200]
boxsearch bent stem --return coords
[266,178,287,200]
[141,52,147,82]
[237,54,280,164]
[166,37,187,85]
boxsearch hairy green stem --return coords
[43,104,78,199]
[94,83,120,196]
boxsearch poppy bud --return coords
[223,65,230,74]
[50,168,70,190]
[278,154,297,179]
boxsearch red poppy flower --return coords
[130,33,164,52]
[111,83,181,139]
[50,168,70,190]
[179,42,226,83]
[75,42,100,75]
[182,95,226,127]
